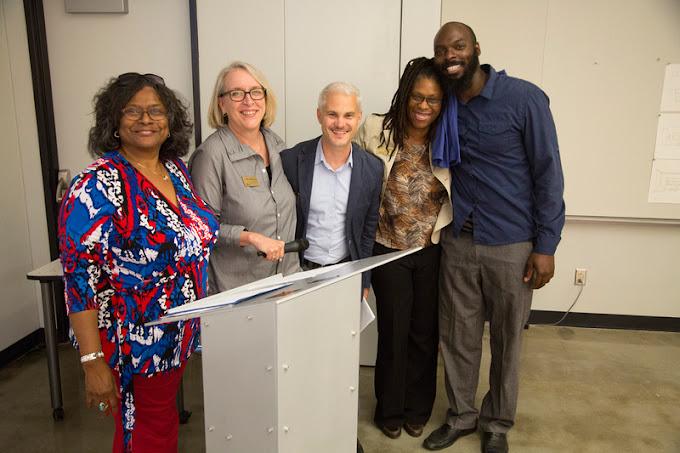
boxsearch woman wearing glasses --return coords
[190,62,298,293]
[355,57,452,440]
[58,73,218,451]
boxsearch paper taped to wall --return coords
[654,113,680,159]
[648,159,680,203]
[660,64,680,112]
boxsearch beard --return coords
[443,52,480,94]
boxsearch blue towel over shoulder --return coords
[432,95,460,168]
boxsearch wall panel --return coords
[284,0,401,145]
[197,0,286,141]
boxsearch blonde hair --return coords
[317,81,362,112]
[207,61,277,129]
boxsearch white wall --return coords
[0,0,46,349]
[283,0,401,145]
[196,0,286,141]
[196,0,404,146]
[440,0,680,317]
[534,221,680,317]
[43,0,194,175]
[399,0,441,74]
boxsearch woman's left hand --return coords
[83,358,120,416]
[70,311,120,416]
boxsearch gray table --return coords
[27,259,189,422]
[26,259,64,421]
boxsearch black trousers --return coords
[372,242,440,427]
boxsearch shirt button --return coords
[277,213,280,217]
[271,190,275,195]
[261,168,266,173]
[277,236,281,240]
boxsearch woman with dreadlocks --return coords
[355,57,452,440]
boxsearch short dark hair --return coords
[88,73,193,160]
[437,21,477,46]
[451,21,477,44]
[379,57,448,153]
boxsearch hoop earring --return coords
[113,130,119,138]
[167,132,171,138]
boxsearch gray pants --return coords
[439,227,533,433]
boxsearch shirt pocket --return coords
[478,121,514,156]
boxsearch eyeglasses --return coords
[121,106,168,121]
[219,87,266,102]
[117,72,166,86]
[410,94,442,106]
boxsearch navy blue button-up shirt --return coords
[450,65,565,254]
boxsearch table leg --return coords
[40,282,64,420]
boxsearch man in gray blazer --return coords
[280,82,383,453]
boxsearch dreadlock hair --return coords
[379,57,447,155]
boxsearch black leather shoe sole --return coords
[423,424,477,451]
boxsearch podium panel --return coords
[277,276,359,453]
[202,300,278,452]
[201,274,362,453]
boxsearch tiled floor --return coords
[1,325,678,452]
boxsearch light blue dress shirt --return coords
[304,141,353,265]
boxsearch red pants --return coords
[112,364,186,453]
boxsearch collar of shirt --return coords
[477,64,502,100]
[304,139,352,265]
[219,126,278,163]
[315,139,353,171]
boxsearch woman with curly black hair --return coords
[59,73,218,452]
[355,57,452,440]
[88,72,193,160]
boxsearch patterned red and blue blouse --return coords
[58,151,219,450]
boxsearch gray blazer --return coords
[280,137,383,289]
[190,127,299,294]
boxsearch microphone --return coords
[257,238,310,257]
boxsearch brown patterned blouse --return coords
[376,142,447,250]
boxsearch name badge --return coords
[242,176,260,188]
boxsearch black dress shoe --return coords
[357,439,364,453]
[404,422,424,437]
[482,432,508,453]
[377,423,402,439]
[423,424,477,450]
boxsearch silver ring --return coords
[98,401,109,412]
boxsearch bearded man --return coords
[423,22,565,453]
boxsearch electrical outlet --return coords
[574,268,587,286]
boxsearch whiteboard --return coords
[442,0,680,220]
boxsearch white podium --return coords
[151,248,419,453]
